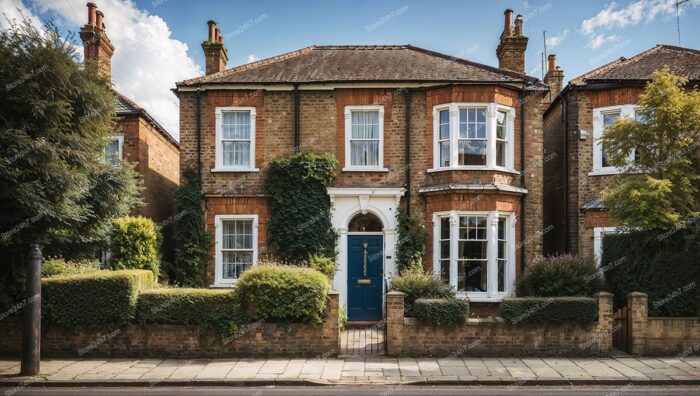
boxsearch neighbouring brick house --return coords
[175,9,547,320]
[542,45,700,259]
[80,3,180,224]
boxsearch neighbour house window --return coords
[344,105,385,171]
[214,107,257,172]
[432,103,514,171]
[104,135,123,165]
[215,214,258,285]
[434,211,514,300]
[592,104,637,175]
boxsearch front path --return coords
[0,357,699,385]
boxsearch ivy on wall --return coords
[266,153,338,263]
[396,210,429,274]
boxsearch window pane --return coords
[222,112,251,139]
[104,139,121,165]
[440,260,451,284]
[440,241,450,259]
[603,112,620,126]
[498,260,505,292]
[440,217,450,239]
[496,111,506,138]
[222,251,252,280]
[350,141,379,166]
[458,261,487,292]
[222,141,251,166]
[439,110,450,140]
[458,140,487,166]
[459,241,487,259]
[496,141,506,167]
[440,141,450,167]
[351,111,379,139]
[497,218,507,292]
[221,219,254,280]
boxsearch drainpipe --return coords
[519,85,527,273]
[563,96,570,253]
[404,88,411,216]
[196,87,202,180]
[293,84,300,152]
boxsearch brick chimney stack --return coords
[544,54,565,103]
[80,2,115,80]
[496,9,528,74]
[202,20,228,75]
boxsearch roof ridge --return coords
[112,89,142,111]
[656,44,700,54]
[570,45,665,85]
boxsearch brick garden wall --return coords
[0,293,340,359]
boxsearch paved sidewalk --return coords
[1,357,699,387]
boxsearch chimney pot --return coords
[503,9,513,37]
[514,14,523,36]
[548,54,556,72]
[86,2,97,26]
[207,20,216,42]
[95,10,104,31]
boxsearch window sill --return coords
[342,167,389,173]
[588,168,621,176]
[456,293,511,303]
[211,167,260,173]
[210,283,236,288]
[427,167,519,175]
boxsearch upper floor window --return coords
[214,107,257,172]
[432,103,515,172]
[592,104,636,175]
[344,105,386,172]
[104,135,123,165]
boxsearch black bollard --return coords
[20,244,42,376]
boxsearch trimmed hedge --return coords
[516,254,601,297]
[42,270,154,327]
[110,216,161,278]
[603,226,700,317]
[413,298,469,326]
[501,297,598,325]
[136,288,239,326]
[41,258,100,278]
[390,269,455,314]
[308,255,336,280]
[235,265,330,324]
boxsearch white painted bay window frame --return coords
[430,103,515,173]
[213,214,258,286]
[591,104,636,176]
[212,106,258,173]
[432,210,516,302]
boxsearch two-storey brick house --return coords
[543,45,700,260]
[175,10,547,320]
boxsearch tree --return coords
[0,18,141,307]
[600,69,700,229]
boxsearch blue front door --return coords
[347,235,383,321]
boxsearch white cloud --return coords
[1,0,202,140]
[0,0,42,29]
[546,30,569,48]
[587,33,620,50]
[246,54,257,63]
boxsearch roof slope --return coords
[177,45,544,87]
[570,45,700,85]
[113,90,179,148]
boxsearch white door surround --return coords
[327,187,405,315]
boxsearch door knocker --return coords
[362,241,368,277]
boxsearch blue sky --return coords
[3,0,699,138]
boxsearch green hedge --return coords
[136,288,239,326]
[413,298,469,326]
[42,270,154,327]
[110,216,161,278]
[235,265,330,324]
[501,297,598,324]
[516,254,601,297]
[308,255,336,280]
[603,226,700,317]
[390,269,454,315]
[42,258,100,278]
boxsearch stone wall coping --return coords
[648,317,700,321]
[327,291,340,296]
[387,291,405,296]
[595,291,614,298]
[628,292,648,297]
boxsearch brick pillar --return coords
[628,292,648,356]
[595,291,614,354]
[325,291,340,356]
[386,291,405,356]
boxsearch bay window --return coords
[431,103,515,171]
[433,211,515,300]
[344,105,386,171]
[214,107,257,172]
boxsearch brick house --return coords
[542,45,700,259]
[175,10,547,320]
[80,3,180,224]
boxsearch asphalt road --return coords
[2,386,700,395]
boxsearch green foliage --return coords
[412,298,469,326]
[516,254,601,297]
[41,258,100,278]
[42,270,154,327]
[309,255,336,280]
[266,153,338,263]
[603,224,700,317]
[396,210,429,274]
[601,69,700,229]
[339,305,347,331]
[168,169,212,286]
[110,216,161,278]
[390,269,455,314]
[501,297,598,324]
[234,265,330,324]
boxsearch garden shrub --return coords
[309,255,336,280]
[41,258,100,278]
[42,270,154,327]
[516,254,601,297]
[396,210,429,274]
[501,297,598,324]
[390,269,455,314]
[603,224,700,316]
[413,298,469,326]
[234,265,330,324]
[110,216,161,278]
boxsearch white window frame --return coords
[104,135,124,164]
[591,104,636,176]
[214,214,258,286]
[593,226,620,266]
[430,103,516,173]
[212,106,258,173]
[343,105,387,172]
[432,210,516,302]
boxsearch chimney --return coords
[202,20,228,75]
[80,2,115,80]
[496,10,528,74]
[544,54,565,104]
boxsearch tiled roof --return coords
[113,90,179,148]
[570,45,700,86]
[581,197,604,210]
[177,45,545,87]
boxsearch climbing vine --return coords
[396,209,429,274]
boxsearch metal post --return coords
[20,244,42,376]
